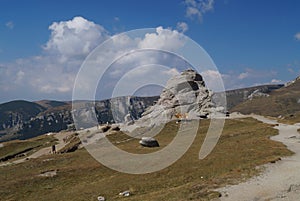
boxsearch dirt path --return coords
[0,132,70,166]
[217,114,300,201]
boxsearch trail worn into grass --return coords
[0,132,70,166]
[217,114,300,201]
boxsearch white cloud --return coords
[218,68,281,91]
[184,0,214,22]
[271,79,282,83]
[295,32,300,41]
[238,72,249,80]
[201,70,225,92]
[5,21,14,29]
[176,22,189,33]
[15,70,25,83]
[138,27,186,51]
[0,17,193,102]
[44,16,109,62]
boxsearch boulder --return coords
[97,196,105,201]
[139,137,159,147]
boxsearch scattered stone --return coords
[0,143,4,148]
[270,157,281,163]
[110,125,120,131]
[119,190,131,197]
[42,158,54,162]
[287,184,300,192]
[16,153,27,158]
[247,89,270,100]
[207,191,222,200]
[99,125,111,133]
[225,111,230,117]
[97,196,105,201]
[139,137,159,147]
[276,193,286,198]
[38,170,57,177]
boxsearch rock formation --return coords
[124,69,214,130]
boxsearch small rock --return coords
[288,184,300,192]
[97,196,105,201]
[38,170,57,177]
[139,137,159,147]
[119,190,130,197]
[99,125,111,133]
[110,125,120,131]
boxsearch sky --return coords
[0,0,300,103]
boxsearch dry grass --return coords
[0,135,57,162]
[278,112,300,124]
[0,118,293,201]
[231,80,300,118]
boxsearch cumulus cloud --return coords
[176,22,189,33]
[138,27,186,51]
[44,16,109,62]
[295,32,300,41]
[201,70,225,92]
[184,0,214,22]
[0,17,194,102]
[5,21,14,29]
[0,17,110,101]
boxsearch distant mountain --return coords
[0,78,295,142]
[213,84,284,110]
[35,100,68,109]
[0,100,46,140]
[231,76,300,117]
[0,96,158,142]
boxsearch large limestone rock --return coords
[125,69,213,130]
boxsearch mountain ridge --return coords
[1,75,298,142]
[231,76,300,117]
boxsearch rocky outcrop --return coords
[125,69,213,130]
[285,76,300,87]
[247,89,270,100]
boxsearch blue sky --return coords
[0,0,300,102]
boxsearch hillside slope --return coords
[231,76,300,117]
[213,84,283,110]
[0,100,46,139]
[0,96,158,142]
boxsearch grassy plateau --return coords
[0,118,293,201]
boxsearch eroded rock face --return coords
[129,69,213,129]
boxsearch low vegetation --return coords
[0,135,57,162]
[0,118,293,200]
[278,112,300,124]
[231,79,300,118]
